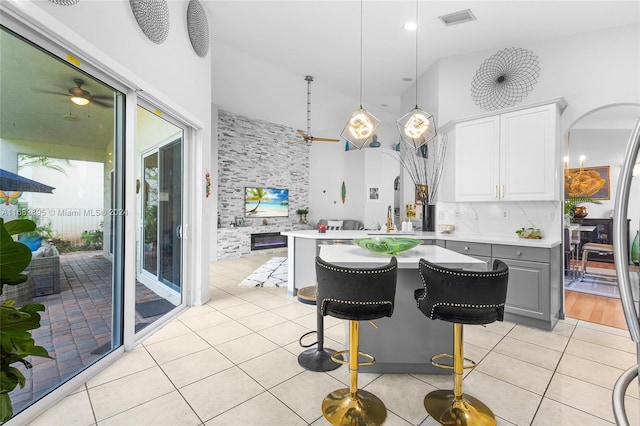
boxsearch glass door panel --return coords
[142,153,159,277]
[0,25,124,421]
[159,141,182,290]
[135,106,183,333]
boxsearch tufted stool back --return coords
[416,258,509,325]
[316,256,398,321]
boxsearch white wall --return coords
[434,24,639,130]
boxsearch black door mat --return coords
[136,298,176,318]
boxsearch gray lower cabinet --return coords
[445,240,560,330]
[445,240,491,268]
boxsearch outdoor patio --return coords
[9,250,172,415]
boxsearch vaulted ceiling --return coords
[206,1,640,110]
[1,1,638,151]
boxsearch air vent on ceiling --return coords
[438,9,476,26]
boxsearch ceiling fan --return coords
[33,78,113,108]
[293,75,339,146]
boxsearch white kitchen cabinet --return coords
[455,102,560,202]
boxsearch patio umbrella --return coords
[0,168,55,193]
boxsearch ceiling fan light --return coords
[341,107,380,150]
[396,107,437,149]
[70,96,89,106]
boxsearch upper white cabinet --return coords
[455,102,560,202]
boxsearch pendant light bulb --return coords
[344,107,380,148]
[397,0,437,149]
[341,0,378,150]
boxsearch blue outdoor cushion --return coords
[19,236,43,251]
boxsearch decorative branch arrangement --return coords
[395,134,448,205]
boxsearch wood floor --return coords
[564,260,631,330]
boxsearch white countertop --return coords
[282,229,561,248]
[318,244,487,269]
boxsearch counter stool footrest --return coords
[330,349,376,367]
[430,353,477,370]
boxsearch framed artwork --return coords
[415,184,428,205]
[367,185,380,202]
[564,165,610,200]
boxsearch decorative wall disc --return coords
[470,47,540,111]
[47,0,80,5]
[187,0,210,57]
[129,0,170,45]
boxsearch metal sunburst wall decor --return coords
[47,0,80,5]
[187,0,210,57]
[470,47,540,111]
[130,0,170,45]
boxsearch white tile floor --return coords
[29,253,640,425]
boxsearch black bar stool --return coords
[316,255,398,426]
[297,285,342,372]
[415,259,509,426]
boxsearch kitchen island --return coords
[282,229,562,330]
[317,244,486,374]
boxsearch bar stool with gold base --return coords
[315,255,398,426]
[415,259,509,426]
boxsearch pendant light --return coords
[397,0,437,149]
[341,0,380,150]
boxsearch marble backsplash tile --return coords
[437,201,562,240]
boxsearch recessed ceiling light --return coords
[402,77,413,82]
[438,9,476,26]
[403,21,417,31]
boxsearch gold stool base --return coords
[322,388,387,426]
[424,390,496,426]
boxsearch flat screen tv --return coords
[245,187,289,218]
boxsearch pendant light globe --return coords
[397,107,437,149]
[343,107,380,150]
[341,0,379,150]
[397,0,437,149]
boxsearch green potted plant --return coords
[0,218,52,423]
[564,195,601,226]
[295,208,309,224]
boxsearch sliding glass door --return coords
[0,24,125,420]
[136,106,183,332]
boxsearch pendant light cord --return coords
[359,0,363,108]
[414,0,419,109]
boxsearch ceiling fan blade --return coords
[312,137,340,142]
[296,129,310,138]
[32,88,68,96]
[90,98,113,108]
[90,94,114,101]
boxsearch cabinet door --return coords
[455,116,500,201]
[502,259,550,321]
[500,104,558,201]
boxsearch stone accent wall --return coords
[217,110,310,258]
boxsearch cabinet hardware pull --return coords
[494,185,498,199]
[464,246,469,251]
[501,185,505,198]
[516,251,522,256]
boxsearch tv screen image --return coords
[245,187,289,218]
